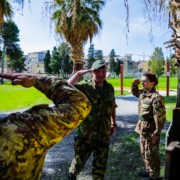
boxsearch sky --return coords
[12,0,172,61]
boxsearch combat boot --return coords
[67,173,77,180]
[138,171,149,177]
[143,177,159,180]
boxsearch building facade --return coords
[138,61,150,72]
[25,51,48,74]
[103,54,139,74]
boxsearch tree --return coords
[6,43,26,72]
[6,43,22,60]
[1,20,20,83]
[7,56,27,73]
[169,58,178,77]
[95,50,103,60]
[0,49,2,63]
[50,0,104,73]
[44,50,52,74]
[148,47,165,78]
[58,42,71,57]
[49,47,61,77]
[0,0,13,30]
[109,49,116,74]
[115,58,123,77]
[58,43,72,78]
[63,57,73,78]
[87,44,96,69]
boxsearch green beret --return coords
[91,60,106,70]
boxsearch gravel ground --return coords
[0,93,171,180]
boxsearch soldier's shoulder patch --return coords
[153,97,163,108]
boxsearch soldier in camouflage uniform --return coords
[131,73,166,180]
[0,73,91,180]
[67,60,118,180]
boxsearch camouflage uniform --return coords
[0,75,91,180]
[131,84,166,179]
[69,78,117,180]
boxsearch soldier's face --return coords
[141,76,154,91]
[92,68,106,84]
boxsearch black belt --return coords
[139,116,154,122]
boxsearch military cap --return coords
[91,60,106,70]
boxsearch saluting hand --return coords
[133,79,141,85]
[0,73,36,88]
[76,69,96,76]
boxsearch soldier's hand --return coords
[151,134,159,144]
[77,69,95,76]
[133,79,141,86]
[0,73,35,88]
[110,126,116,135]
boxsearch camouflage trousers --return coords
[69,136,109,180]
[140,133,160,179]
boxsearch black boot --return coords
[143,177,159,180]
[67,173,77,180]
[138,171,149,177]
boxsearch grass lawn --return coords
[0,82,130,113]
[105,132,166,180]
[106,77,178,90]
[163,95,177,122]
[0,82,52,113]
[115,90,131,96]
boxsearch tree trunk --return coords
[71,41,84,82]
[176,65,180,108]
[0,7,3,31]
[1,44,5,84]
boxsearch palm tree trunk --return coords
[71,41,84,73]
[0,6,3,31]
[1,43,5,84]
[71,41,84,82]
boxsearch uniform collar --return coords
[143,87,156,97]
[91,78,107,90]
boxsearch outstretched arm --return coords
[0,74,91,179]
[0,73,91,147]
[67,69,95,85]
[0,73,38,87]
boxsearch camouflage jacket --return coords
[0,75,91,180]
[74,78,117,140]
[131,84,166,136]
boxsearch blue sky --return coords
[12,0,172,61]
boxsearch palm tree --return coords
[50,0,105,73]
[0,0,14,84]
[0,0,13,30]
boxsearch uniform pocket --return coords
[141,101,150,109]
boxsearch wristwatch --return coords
[112,123,117,127]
